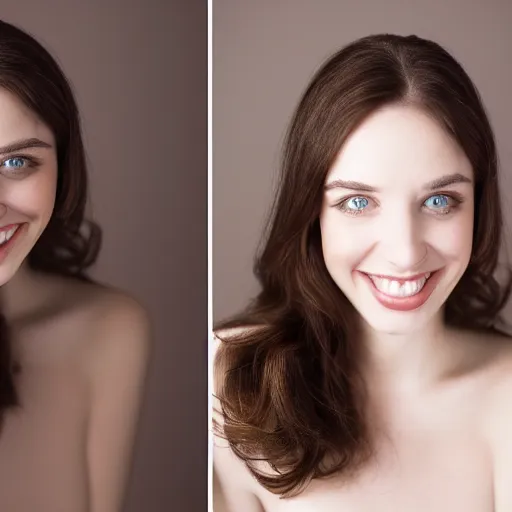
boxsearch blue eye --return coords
[0,156,36,176]
[346,197,369,211]
[3,157,27,169]
[424,194,449,209]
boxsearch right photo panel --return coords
[212,1,512,511]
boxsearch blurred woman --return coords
[0,19,151,512]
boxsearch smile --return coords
[366,272,432,298]
[358,270,442,312]
[0,224,21,246]
[0,223,24,265]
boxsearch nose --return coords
[378,207,428,272]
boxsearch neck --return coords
[0,262,42,323]
[358,311,455,395]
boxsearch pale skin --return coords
[213,105,512,511]
[0,89,151,511]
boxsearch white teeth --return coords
[368,273,431,298]
[0,225,19,245]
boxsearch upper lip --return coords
[0,223,21,232]
[361,270,434,281]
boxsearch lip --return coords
[0,223,24,265]
[0,223,21,232]
[358,268,444,312]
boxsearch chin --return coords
[347,283,449,337]
[361,310,437,336]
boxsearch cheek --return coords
[320,209,366,271]
[430,208,474,263]
[7,170,57,221]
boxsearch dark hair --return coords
[214,34,512,497]
[0,21,101,422]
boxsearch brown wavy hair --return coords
[0,21,101,422]
[214,34,512,497]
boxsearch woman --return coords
[213,34,512,511]
[0,20,151,512]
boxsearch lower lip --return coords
[0,224,24,264]
[359,269,444,312]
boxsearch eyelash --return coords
[334,193,465,217]
[0,155,40,175]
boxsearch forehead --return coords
[326,104,472,187]
[0,88,54,145]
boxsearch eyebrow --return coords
[324,173,473,193]
[0,138,53,155]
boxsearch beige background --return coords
[213,0,512,323]
[2,1,206,511]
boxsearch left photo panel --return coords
[0,2,207,512]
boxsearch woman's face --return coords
[319,104,475,335]
[0,88,57,286]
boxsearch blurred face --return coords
[0,88,57,286]
[319,105,474,335]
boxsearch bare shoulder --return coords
[472,328,512,440]
[475,329,512,511]
[89,287,151,365]
[34,273,152,374]
[74,281,152,377]
[479,328,512,415]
